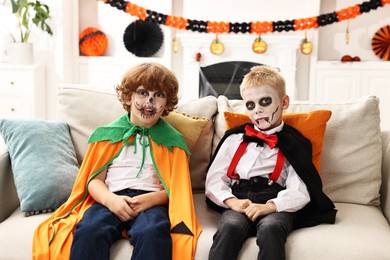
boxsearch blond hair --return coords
[115,62,179,116]
[240,66,286,97]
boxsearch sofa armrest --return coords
[0,141,19,223]
[381,131,390,225]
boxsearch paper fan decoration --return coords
[371,25,390,61]
[123,20,164,57]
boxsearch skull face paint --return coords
[129,86,167,128]
[241,85,289,131]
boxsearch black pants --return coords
[208,177,296,260]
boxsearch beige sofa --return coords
[1,84,390,259]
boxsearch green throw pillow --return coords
[0,119,79,216]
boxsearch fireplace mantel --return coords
[177,33,302,101]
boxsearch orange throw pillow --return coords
[224,110,332,173]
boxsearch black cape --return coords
[207,123,337,228]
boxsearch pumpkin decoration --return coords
[252,36,267,54]
[300,31,313,55]
[301,39,313,55]
[210,36,224,55]
[371,25,390,61]
[172,29,179,53]
[172,37,179,53]
[79,27,108,56]
[341,55,361,62]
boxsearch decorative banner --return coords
[100,0,390,35]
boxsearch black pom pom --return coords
[123,20,164,57]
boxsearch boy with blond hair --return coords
[206,66,336,260]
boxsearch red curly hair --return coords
[116,62,179,116]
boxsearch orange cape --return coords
[33,137,201,259]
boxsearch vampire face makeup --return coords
[241,85,289,131]
[127,86,167,128]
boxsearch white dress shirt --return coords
[105,135,163,193]
[205,122,310,212]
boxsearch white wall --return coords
[180,0,316,21]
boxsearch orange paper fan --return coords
[371,25,390,61]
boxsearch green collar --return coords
[88,113,190,154]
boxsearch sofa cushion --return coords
[285,202,390,260]
[57,84,217,192]
[176,96,218,192]
[163,112,209,152]
[0,209,50,259]
[0,119,79,216]
[215,95,382,206]
[224,110,332,172]
[191,194,390,260]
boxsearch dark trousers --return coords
[209,177,296,260]
[70,189,172,260]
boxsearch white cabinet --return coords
[310,61,390,130]
[0,63,46,119]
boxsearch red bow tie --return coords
[244,125,278,148]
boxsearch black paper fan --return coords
[123,20,164,57]
[371,25,390,61]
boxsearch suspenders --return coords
[226,141,285,185]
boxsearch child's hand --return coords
[107,195,138,222]
[244,202,277,221]
[128,196,152,214]
[128,190,169,213]
[224,197,252,213]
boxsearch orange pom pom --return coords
[79,27,108,56]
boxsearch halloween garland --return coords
[100,0,389,35]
